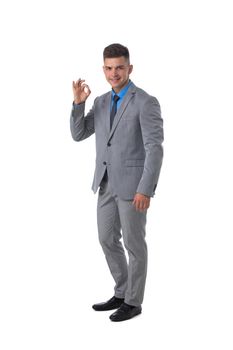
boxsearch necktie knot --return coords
[113,94,120,103]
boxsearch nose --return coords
[112,68,119,76]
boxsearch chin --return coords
[111,83,122,91]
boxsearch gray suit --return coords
[70,82,163,306]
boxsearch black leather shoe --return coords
[92,296,124,311]
[109,302,142,322]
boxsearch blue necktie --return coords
[110,95,120,129]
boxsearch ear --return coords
[129,64,133,74]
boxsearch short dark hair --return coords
[103,43,130,62]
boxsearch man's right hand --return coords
[72,79,91,104]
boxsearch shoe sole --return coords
[110,310,142,322]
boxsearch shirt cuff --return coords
[72,101,84,110]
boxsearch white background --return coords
[0,0,232,349]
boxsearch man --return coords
[70,43,163,321]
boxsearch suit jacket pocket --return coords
[125,159,145,167]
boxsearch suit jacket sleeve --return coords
[70,101,95,141]
[136,96,164,197]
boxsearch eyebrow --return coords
[104,65,126,69]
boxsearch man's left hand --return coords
[133,193,150,211]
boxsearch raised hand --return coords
[72,79,91,104]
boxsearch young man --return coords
[70,43,164,321]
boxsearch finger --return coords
[140,200,145,211]
[132,198,136,206]
[85,86,91,95]
[140,200,148,211]
[144,200,150,210]
[133,198,137,210]
[74,78,81,85]
[136,199,141,211]
[73,80,80,88]
[82,84,91,94]
[73,81,78,89]
[139,201,144,211]
[79,79,85,86]
[81,83,88,90]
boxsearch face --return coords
[103,56,133,93]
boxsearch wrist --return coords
[74,98,82,105]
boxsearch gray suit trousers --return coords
[97,177,147,307]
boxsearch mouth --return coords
[110,78,120,83]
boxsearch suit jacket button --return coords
[103,161,107,165]
[107,142,111,146]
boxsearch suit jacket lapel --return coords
[101,92,112,133]
[108,85,136,140]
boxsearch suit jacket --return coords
[70,82,164,200]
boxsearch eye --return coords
[116,66,125,71]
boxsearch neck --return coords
[113,80,130,94]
